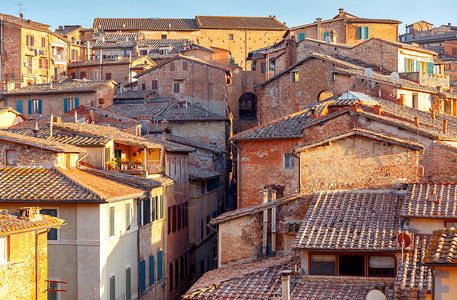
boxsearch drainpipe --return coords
[231,141,242,208]
[291,152,301,194]
[36,228,50,300]
[137,199,142,300]
[271,190,277,252]
[431,266,435,300]
[262,189,268,256]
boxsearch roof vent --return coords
[428,186,439,202]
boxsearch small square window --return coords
[173,82,180,93]
[228,34,234,40]
[151,80,158,90]
[292,71,299,82]
[6,150,17,165]
[284,153,295,168]
[41,209,58,240]
[310,254,336,275]
[161,34,167,40]
[105,73,112,80]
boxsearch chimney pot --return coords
[443,119,448,134]
[280,270,293,300]
[414,116,419,127]
[339,8,344,13]
[373,105,382,115]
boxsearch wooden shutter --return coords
[404,58,408,72]
[140,260,146,292]
[358,27,362,39]
[323,32,329,41]
[64,98,69,113]
[75,97,79,108]
[260,62,266,74]
[28,99,32,114]
[16,100,23,114]
[158,251,163,279]
[109,276,115,300]
[426,62,434,74]
[298,32,305,42]
[109,206,115,236]
[160,195,164,219]
[126,268,131,300]
[38,99,42,114]
[416,60,421,72]
[364,27,369,39]
[152,196,156,222]
[149,255,155,285]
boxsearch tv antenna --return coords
[16,2,26,18]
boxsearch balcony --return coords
[399,72,449,88]
[106,145,163,178]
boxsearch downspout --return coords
[291,152,301,194]
[137,199,142,300]
[0,18,3,84]
[36,228,50,300]
[431,266,435,300]
[231,141,241,209]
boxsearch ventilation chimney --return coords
[32,122,40,138]
[414,116,419,127]
[280,270,293,300]
[443,119,448,134]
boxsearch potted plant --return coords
[106,160,117,171]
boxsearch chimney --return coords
[18,207,43,222]
[262,189,269,256]
[398,94,405,106]
[294,103,300,112]
[316,18,322,40]
[285,39,297,69]
[431,110,436,120]
[443,119,448,134]
[27,20,32,25]
[414,116,419,127]
[373,105,382,115]
[309,108,319,119]
[280,270,293,300]
[32,122,40,138]
[338,8,345,16]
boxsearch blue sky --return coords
[2,0,456,33]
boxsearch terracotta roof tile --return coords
[424,228,457,264]
[93,18,199,31]
[293,190,405,251]
[2,80,113,95]
[0,129,85,152]
[145,136,194,152]
[189,165,220,181]
[166,134,225,154]
[114,90,156,101]
[0,209,64,236]
[195,16,287,30]
[80,167,161,189]
[401,182,457,219]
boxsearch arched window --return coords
[318,90,334,101]
[239,93,257,121]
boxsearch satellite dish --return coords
[397,233,411,248]
[390,72,400,83]
[325,36,333,44]
[364,68,373,78]
[366,289,386,300]
[138,122,148,136]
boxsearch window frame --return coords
[173,82,180,94]
[40,208,59,240]
[5,149,17,166]
[109,205,115,237]
[291,71,299,82]
[151,79,158,90]
[0,236,8,264]
[284,153,295,169]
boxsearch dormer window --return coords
[5,150,17,165]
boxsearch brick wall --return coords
[1,22,22,86]
[0,142,59,167]
[0,230,48,300]
[170,121,226,150]
[68,63,132,84]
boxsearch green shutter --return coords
[16,100,23,114]
[157,251,163,279]
[28,99,32,114]
[298,32,305,42]
[75,97,79,108]
[64,98,68,113]
[404,58,409,72]
[109,206,115,236]
[140,260,146,292]
[411,59,415,72]
[322,32,329,41]
[427,62,434,74]
[38,99,42,114]
[126,268,131,300]
[152,197,156,221]
[126,202,131,230]
[109,276,115,300]
[149,255,155,285]
[358,27,362,39]
[160,195,164,219]
[417,61,421,72]
[364,27,369,39]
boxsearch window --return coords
[284,153,295,168]
[109,206,115,236]
[80,71,86,79]
[339,254,364,276]
[173,82,180,93]
[170,62,175,71]
[178,203,182,230]
[200,218,204,239]
[184,202,188,228]
[27,56,33,73]
[72,49,78,60]
[201,181,206,194]
[161,34,167,40]
[64,98,79,113]
[47,281,58,300]
[28,99,42,114]
[39,57,48,69]
[158,251,163,279]
[109,275,115,300]
[41,209,58,240]
[126,268,131,300]
[183,61,188,70]
[126,202,131,230]
[292,71,299,82]
[140,260,146,292]
[105,73,112,80]
[228,34,234,40]
[358,27,369,40]
[15,100,23,114]
[94,71,98,80]
[206,215,211,235]
[412,93,419,109]
[174,157,178,181]
[41,37,46,48]
[180,256,185,281]
[0,237,7,263]
[322,32,330,41]
[141,83,146,90]
[159,48,169,55]
[169,263,174,290]
[5,150,17,166]
[368,256,395,276]
[175,259,179,287]
[183,158,187,182]
[159,195,164,219]
[149,255,155,285]
[151,80,158,90]
[310,254,336,275]
[172,205,177,232]
[26,35,34,46]
[140,50,148,56]
[180,158,183,183]
[140,199,151,226]
[168,206,172,234]
[169,157,173,177]
[453,48,457,56]
[298,32,306,42]
[260,62,266,74]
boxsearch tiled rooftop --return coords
[401,182,457,219]
[68,57,138,67]
[166,134,225,154]
[189,164,220,181]
[183,254,395,300]
[195,15,288,30]
[424,228,457,264]
[114,90,156,100]
[0,209,64,236]
[2,80,113,95]
[0,129,85,152]
[52,122,162,149]
[93,18,199,31]
[80,167,161,189]
[293,190,405,251]
[145,136,194,152]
